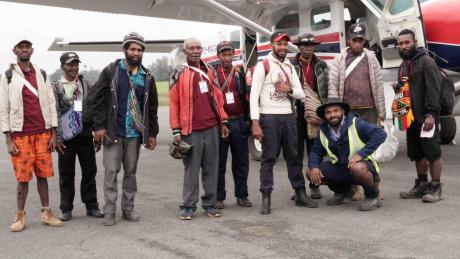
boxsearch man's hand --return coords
[48,129,57,153]
[5,133,19,156]
[308,168,324,186]
[174,135,182,144]
[377,117,384,127]
[307,117,322,127]
[275,81,291,93]
[56,141,66,155]
[221,125,230,138]
[348,154,363,169]
[423,116,435,132]
[147,137,157,150]
[93,129,106,152]
[252,121,264,141]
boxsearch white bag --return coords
[375,124,399,163]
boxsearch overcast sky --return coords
[0,1,238,73]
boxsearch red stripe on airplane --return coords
[422,0,460,45]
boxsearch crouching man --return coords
[307,98,386,211]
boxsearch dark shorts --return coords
[406,123,441,162]
[319,160,378,186]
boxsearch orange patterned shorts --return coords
[11,132,54,182]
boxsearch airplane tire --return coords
[440,115,456,145]
[248,136,262,161]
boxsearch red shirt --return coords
[190,63,219,131]
[216,65,244,118]
[14,65,45,136]
[301,60,316,91]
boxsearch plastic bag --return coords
[375,124,399,163]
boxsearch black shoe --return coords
[122,211,140,222]
[326,189,354,206]
[422,182,443,203]
[310,186,323,199]
[295,188,319,208]
[59,211,72,221]
[179,208,194,220]
[260,193,271,214]
[400,179,429,199]
[237,198,252,207]
[86,208,104,218]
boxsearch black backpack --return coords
[5,66,47,85]
[438,68,455,116]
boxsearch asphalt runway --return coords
[0,106,459,259]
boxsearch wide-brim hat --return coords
[293,33,321,46]
[316,98,350,119]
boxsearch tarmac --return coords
[0,106,459,259]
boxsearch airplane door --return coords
[362,0,426,68]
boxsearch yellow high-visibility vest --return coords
[319,117,380,173]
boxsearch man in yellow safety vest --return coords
[307,98,386,211]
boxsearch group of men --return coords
[0,22,445,230]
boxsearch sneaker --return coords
[10,211,25,232]
[359,198,381,211]
[236,198,252,207]
[103,214,116,226]
[326,189,354,206]
[41,208,63,227]
[179,208,194,220]
[422,182,443,203]
[310,186,323,199]
[216,200,224,209]
[59,211,72,221]
[122,211,140,222]
[400,179,429,199]
[204,207,222,218]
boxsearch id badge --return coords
[74,100,83,112]
[199,80,208,93]
[225,92,235,104]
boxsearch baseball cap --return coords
[60,52,81,65]
[348,23,367,40]
[14,37,32,47]
[216,41,235,53]
[270,32,291,43]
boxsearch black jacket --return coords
[90,59,159,145]
[399,48,441,123]
[213,64,250,120]
[292,53,329,107]
[52,75,93,140]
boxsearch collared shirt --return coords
[328,118,345,141]
[60,76,78,104]
[118,59,145,138]
[300,59,316,91]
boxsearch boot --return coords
[399,179,429,199]
[122,211,140,222]
[351,185,361,201]
[41,207,63,227]
[326,189,354,206]
[295,188,319,208]
[103,214,116,226]
[310,186,323,199]
[359,197,381,211]
[10,211,25,232]
[260,193,271,214]
[422,182,443,203]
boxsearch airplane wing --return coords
[48,38,184,53]
[1,0,296,29]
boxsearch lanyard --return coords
[219,65,234,92]
[182,63,210,82]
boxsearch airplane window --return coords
[389,0,413,15]
[370,0,385,11]
[311,5,331,31]
[344,8,351,21]
[273,13,299,36]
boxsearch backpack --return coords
[5,66,47,85]
[438,68,455,116]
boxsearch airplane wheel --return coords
[440,115,456,145]
[248,136,262,161]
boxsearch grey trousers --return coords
[352,108,377,124]
[181,126,219,210]
[102,137,140,215]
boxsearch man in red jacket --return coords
[169,37,230,220]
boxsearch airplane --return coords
[2,0,459,160]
